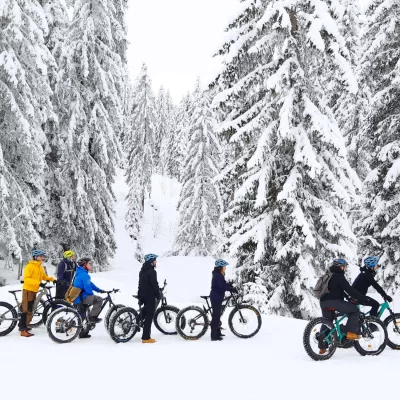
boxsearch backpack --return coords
[313,271,333,299]
[65,286,82,304]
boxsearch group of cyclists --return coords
[18,249,237,342]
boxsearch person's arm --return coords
[41,266,55,282]
[149,270,161,298]
[339,275,369,302]
[57,261,66,281]
[23,264,37,287]
[368,274,388,299]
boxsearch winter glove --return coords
[40,283,47,288]
[385,295,393,303]
[99,290,106,294]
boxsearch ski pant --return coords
[320,299,360,333]
[83,295,103,318]
[211,299,223,339]
[55,281,69,300]
[359,296,380,317]
[18,290,37,331]
[141,297,156,340]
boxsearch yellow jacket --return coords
[23,260,55,293]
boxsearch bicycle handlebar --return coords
[104,289,120,294]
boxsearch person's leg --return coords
[364,296,380,317]
[18,290,29,331]
[210,300,222,339]
[329,300,359,334]
[142,298,156,340]
[88,295,103,318]
[25,291,37,327]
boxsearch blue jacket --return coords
[210,270,234,303]
[72,266,101,304]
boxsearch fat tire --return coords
[228,305,262,339]
[104,304,125,332]
[154,305,180,335]
[303,317,338,361]
[175,306,209,340]
[46,307,82,344]
[109,307,139,344]
[354,316,388,356]
[42,300,72,325]
[28,299,47,328]
[384,313,400,350]
[0,301,18,336]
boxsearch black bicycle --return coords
[46,289,123,344]
[175,292,262,340]
[108,280,181,343]
[0,282,70,336]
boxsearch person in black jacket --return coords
[138,253,161,343]
[320,259,371,346]
[210,259,237,341]
[352,256,393,316]
[55,250,77,299]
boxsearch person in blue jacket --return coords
[73,257,105,338]
[210,259,237,341]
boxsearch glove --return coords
[53,279,58,284]
[385,295,393,303]
[99,290,106,294]
[39,283,46,288]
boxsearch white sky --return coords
[126,0,240,102]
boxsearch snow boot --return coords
[211,337,223,341]
[142,338,156,343]
[20,330,34,337]
[346,332,360,340]
[89,317,102,324]
[319,349,327,355]
[79,331,91,339]
[368,323,379,333]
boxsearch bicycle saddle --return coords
[9,290,21,294]
[200,295,209,300]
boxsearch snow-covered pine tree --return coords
[52,0,128,268]
[0,0,55,266]
[214,0,360,318]
[172,82,222,256]
[124,64,157,260]
[355,0,400,293]
[155,86,167,172]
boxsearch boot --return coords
[346,332,360,340]
[319,349,327,355]
[79,330,91,339]
[20,330,34,337]
[142,338,156,343]
[368,323,379,333]
[89,317,102,324]
[211,337,223,341]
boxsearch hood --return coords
[329,264,345,274]
[28,260,42,267]
[141,261,155,271]
[75,266,88,277]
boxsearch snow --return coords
[1,173,400,400]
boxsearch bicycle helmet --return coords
[77,257,91,266]
[215,259,229,268]
[32,249,46,257]
[63,250,75,258]
[364,256,379,269]
[144,254,158,262]
[332,258,348,268]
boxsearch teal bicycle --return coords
[303,302,388,361]
[371,301,400,350]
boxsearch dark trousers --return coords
[55,282,68,300]
[211,299,223,339]
[359,296,380,317]
[141,298,156,340]
[320,299,360,333]
[18,290,37,331]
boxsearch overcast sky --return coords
[126,0,240,102]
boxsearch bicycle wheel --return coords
[228,305,262,339]
[175,306,209,340]
[46,307,82,344]
[384,313,400,350]
[0,302,18,336]
[154,305,180,335]
[104,304,125,331]
[42,300,72,325]
[109,307,140,343]
[354,316,388,356]
[303,317,338,361]
[29,299,46,328]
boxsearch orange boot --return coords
[346,332,360,340]
[142,338,156,343]
[20,330,34,337]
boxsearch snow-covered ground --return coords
[1,172,400,400]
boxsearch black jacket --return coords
[57,258,76,284]
[138,262,160,300]
[352,267,387,298]
[210,269,234,303]
[321,265,369,303]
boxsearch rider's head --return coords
[144,254,158,266]
[215,259,229,274]
[77,257,92,271]
[63,250,75,260]
[32,249,46,262]
[364,256,380,270]
[332,258,348,271]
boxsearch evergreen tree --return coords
[155,86,167,171]
[172,82,222,256]
[214,0,360,317]
[0,0,55,266]
[124,64,157,260]
[355,0,400,292]
[52,0,127,268]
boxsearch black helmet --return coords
[332,258,348,268]
[77,257,92,267]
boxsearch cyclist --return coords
[19,250,56,337]
[319,258,371,352]
[210,259,237,341]
[138,253,161,344]
[73,257,105,339]
[352,256,393,316]
[56,249,77,299]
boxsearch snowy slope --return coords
[1,172,400,400]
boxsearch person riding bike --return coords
[19,250,56,337]
[138,253,161,344]
[210,259,237,341]
[55,250,77,300]
[319,258,371,353]
[352,256,393,316]
[73,257,105,339]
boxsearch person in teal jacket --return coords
[73,258,105,338]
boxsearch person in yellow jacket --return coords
[19,249,56,337]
